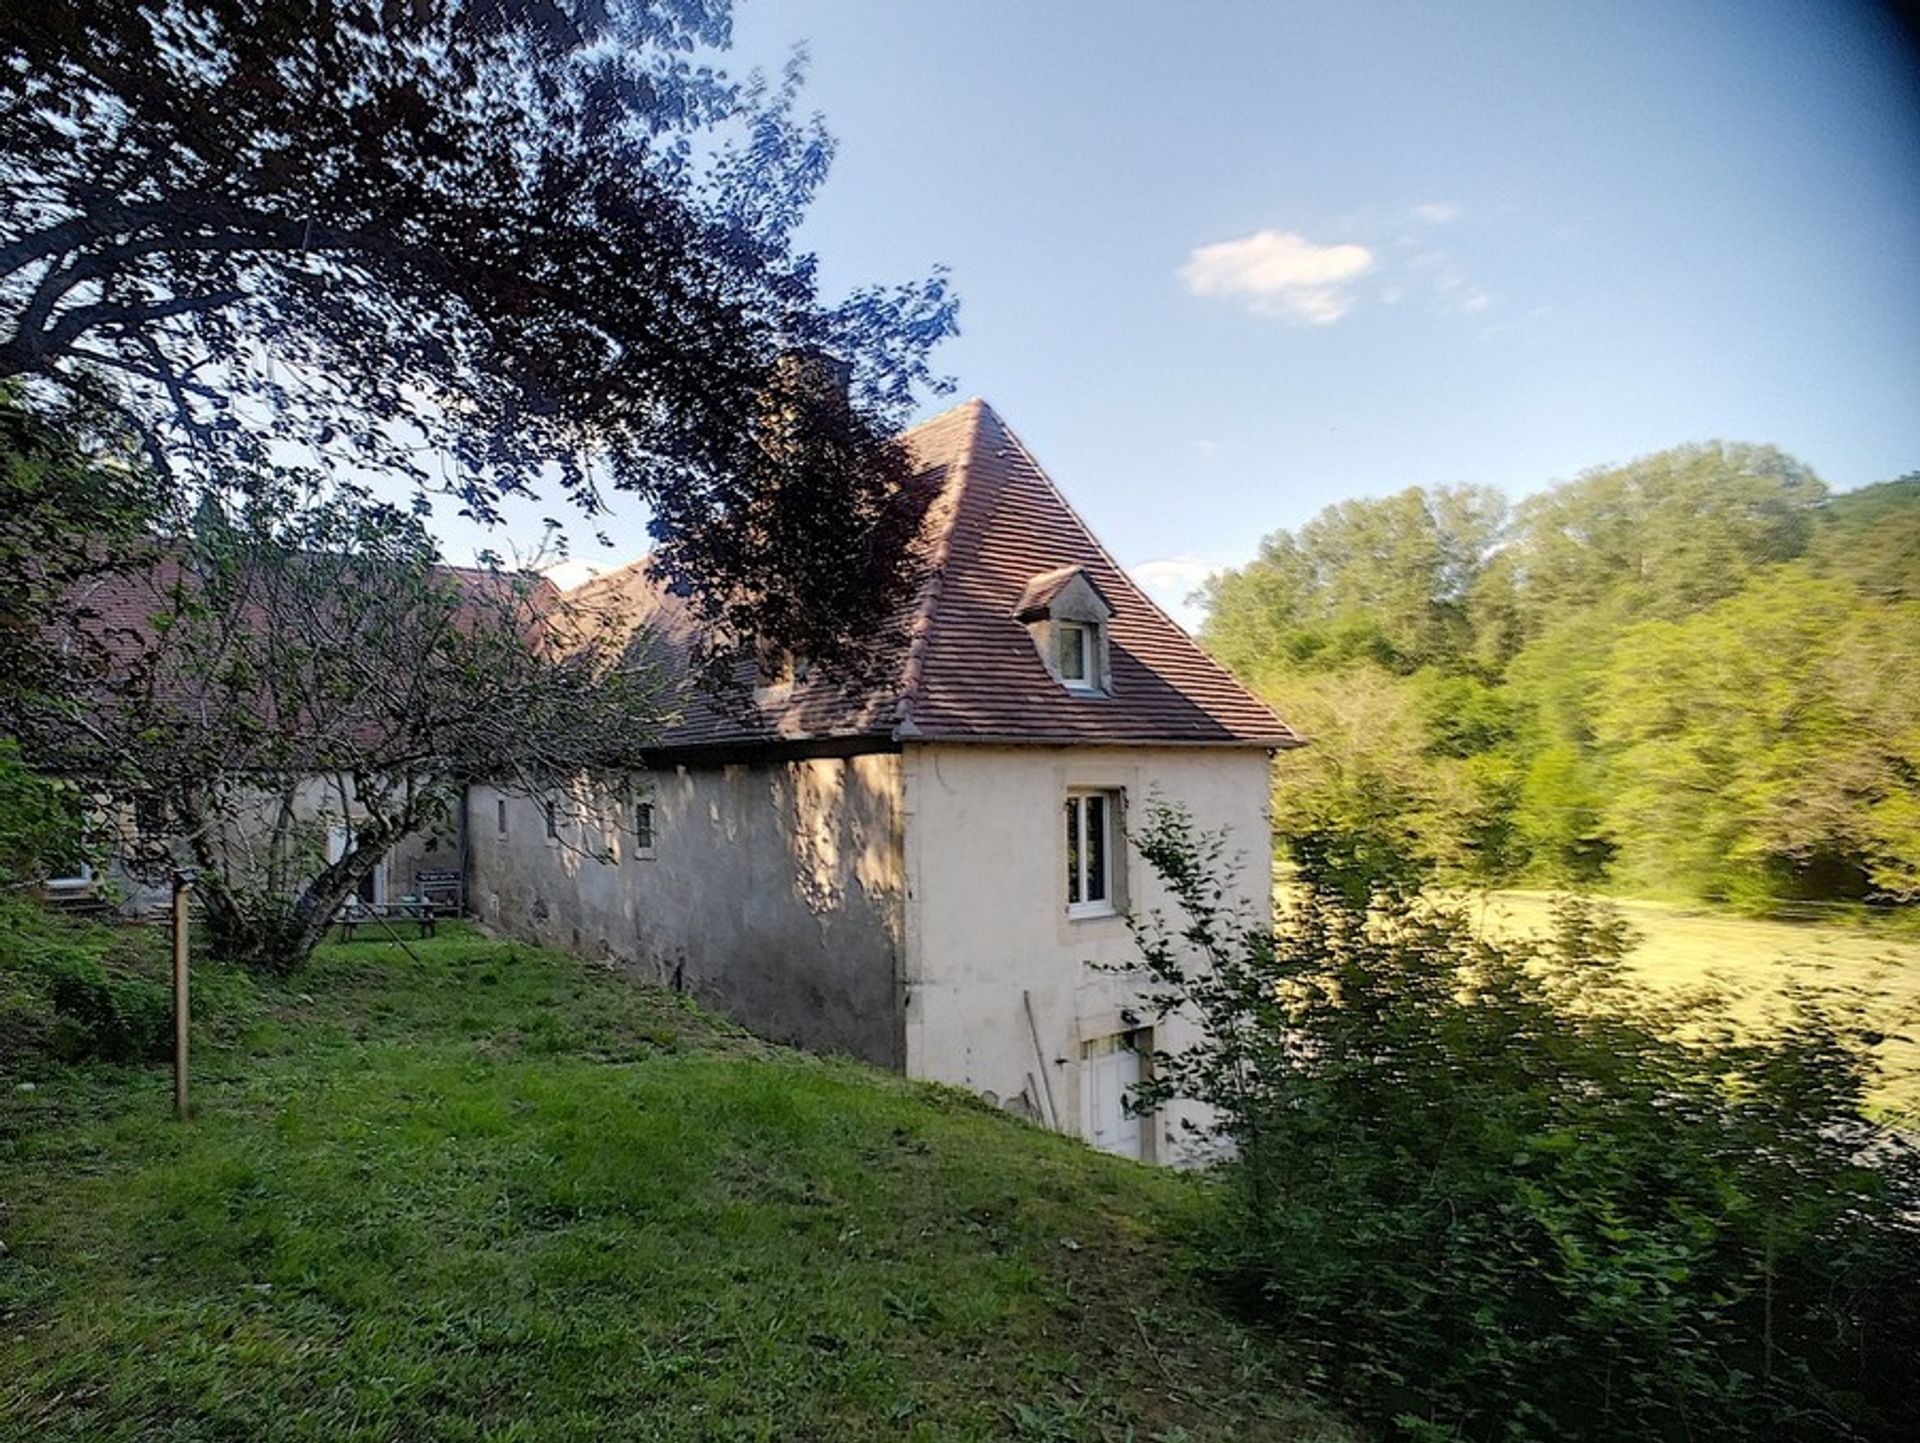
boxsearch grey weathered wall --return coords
[467,753,906,1068]
[101,774,463,919]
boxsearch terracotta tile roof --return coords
[582,399,1299,752]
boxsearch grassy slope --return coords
[1471,890,1920,1108]
[0,924,1343,1443]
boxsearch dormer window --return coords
[1057,621,1095,690]
[1015,564,1115,696]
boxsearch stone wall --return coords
[467,753,907,1068]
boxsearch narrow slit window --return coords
[496,796,509,837]
[634,801,655,852]
[544,799,560,840]
[1066,789,1119,917]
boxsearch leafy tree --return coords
[1599,565,1920,904]
[1504,442,1826,636]
[0,386,163,705]
[0,739,86,889]
[1128,800,1920,1442]
[1197,442,1910,906]
[1812,473,1920,603]
[1264,666,1461,901]
[0,0,956,676]
[27,480,662,971]
[1202,484,1506,677]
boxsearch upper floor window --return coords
[543,798,560,841]
[496,796,509,838]
[1066,789,1120,918]
[1015,564,1115,697]
[1057,621,1096,689]
[633,800,656,855]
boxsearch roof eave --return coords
[891,729,1302,750]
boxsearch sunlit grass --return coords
[0,924,1344,1443]
[1469,890,1920,1110]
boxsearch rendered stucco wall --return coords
[102,774,462,919]
[467,754,906,1068]
[900,742,1273,1162]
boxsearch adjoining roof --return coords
[579,399,1300,753]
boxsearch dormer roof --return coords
[578,399,1300,753]
[1013,564,1113,623]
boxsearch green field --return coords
[0,922,1343,1443]
[1469,891,1920,1109]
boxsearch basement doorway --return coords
[1081,1029,1150,1160]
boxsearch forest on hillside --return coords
[1200,445,1920,910]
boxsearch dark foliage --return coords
[46,952,172,1064]
[1128,800,1920,1442]
[0,387,163,703]
[0,0,956,679]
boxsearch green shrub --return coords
[1129,802,1920,1442]
[0,739,88,886]
[46,953,172,1064]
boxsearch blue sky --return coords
[545,0,1920,626]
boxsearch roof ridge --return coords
[898,394,991,440]
[987,415,1299,745]
[890,402,991,736]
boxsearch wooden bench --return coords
[331,898,438,941]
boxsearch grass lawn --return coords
[0,922,1344,1443]
[1468,890,1920,1110]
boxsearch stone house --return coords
[468,400,1298,1160]
[42,555,500,920]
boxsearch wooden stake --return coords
[1022,990,1061,1131]
[172,870,192,1121]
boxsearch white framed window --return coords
[1066,789,1120,918]
[495,796,509,838]
[633,800,656,857]
[1057,621,1097,691]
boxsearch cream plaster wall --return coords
[900,742,1273,1163]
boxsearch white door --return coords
[1081,1035,1143,1158]
[327,824,385,906]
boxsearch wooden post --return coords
[171,869,192,1120]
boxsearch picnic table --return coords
[332,896,439,941]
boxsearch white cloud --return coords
[1408,247,1494,316]
[1412,201,1462,225]
[1128,553,1244,632]
[1180,229,1375,325]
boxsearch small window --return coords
[633,800,655,854]
[495,796,509,838]
[1066,789,1119,918]
[1058,622,1092,687]
[544,799,560,841]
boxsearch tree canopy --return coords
[1203,443,1920,907]
[0,0,957,673]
